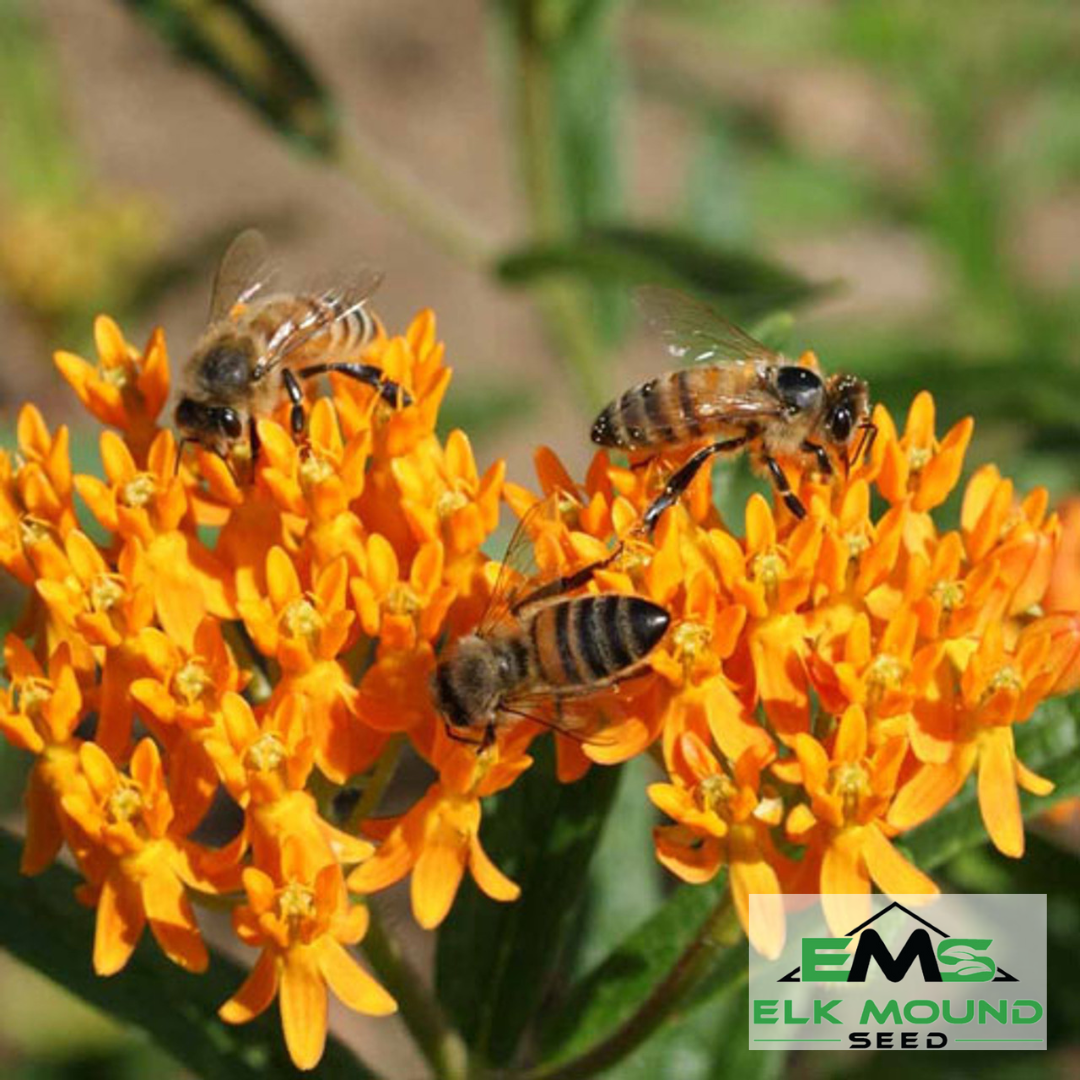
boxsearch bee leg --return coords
[764,454,806,519]
[248,417,261,463]
[801,440,832,477]
[297,362,413,408]
[444,722,485,747]
[629,454,656,474]
[641,436,749,534]
[282,369,305,436]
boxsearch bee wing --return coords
[500,681,640,747]
[636,285,782,366]
[692,381,787,423]
[477,494,560,637]
[254,269,385,378]
[209,228,276,321]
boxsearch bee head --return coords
[823,374,870,446]
[174,397,245,448]
[431,637,503,732]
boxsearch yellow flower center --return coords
[277,881,316,926]
[698,773,736,817]
[173,660,212,705]
[246,732,286,772]
[101,364,130,390]
[672,620,711,664]
[299,453,335,489]
[436,489,468,519]
[18,679,52,720]
[865,653,905,702]
[844,532,870,560]
[832,761,871,820]
[281,597,322,642]
[120,474,156,508]
[931,579,965,612]
[90,574,124,613]
[386,583,421,616]
[107,778,143,823]
[988,666,1022,695]
[907,445,932,472]
[750,548,786,604]
[19,517,51,546]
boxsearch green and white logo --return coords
[749,895,1046,1051]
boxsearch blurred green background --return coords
[0,0,1078,1077]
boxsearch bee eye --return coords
[218,408,243,439]
[175,398,200,430]
[776,366,823,411]
[829,406,854,443]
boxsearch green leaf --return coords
[497,226,825,320]
[435,740,620,1065]
[563,755,662,981]
[116,0,338,156]
[0,828,374,1080]
[902,693,1080,871]
[540,874,727,1063]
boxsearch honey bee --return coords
[174,229,411,462]
[591,287,876,531]
[431,495,670,750]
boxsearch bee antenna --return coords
[175,438,187,476]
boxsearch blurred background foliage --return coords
[0,0,1078,1077]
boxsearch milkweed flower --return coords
[2,297,1076,1072]
[220,837,395,1071]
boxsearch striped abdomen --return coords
[254,295,377,360]
[518,594,670,690]
[591,368,725,451]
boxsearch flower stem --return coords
[513,23,607,411]
[512,890,741,1080]
[333,130,494,271]
[347,734,404,832]
[361,902,470,1080]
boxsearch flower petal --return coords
[318,938,396,1016]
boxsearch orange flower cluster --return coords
[1,311,1076,1066]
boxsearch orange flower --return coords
[650,731,785,957]
[348,737,529,929]
[54,315,169,459]
[238,549,381,782]
[784,705,937,935]
[219,837,395,1071]
[76,430,234,647]
[876,392,973,514]
[708,495,821,738]
[0,639,88,874]
[204,692,372,878]
[59,739,232,975]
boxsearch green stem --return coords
[347,734,404,832]
[512,890,741,1080]
[362,902,470,1080]
[333,130,494,271]
[514,23,607,410]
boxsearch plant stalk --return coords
[333,129,494,271]
[514,22,607,411]
[361,902,471,1080]
[511,889,741,1080]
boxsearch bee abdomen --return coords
[591,373,690,450]
[533,595,670,687]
